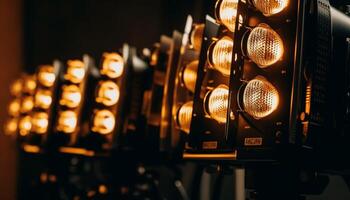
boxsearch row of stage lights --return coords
[4,0,350,165]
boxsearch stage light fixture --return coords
[176,101,193,134]
[242,77,279,119]
[21,96,34,113]
[208,36,234,76]
[95,80,120,106]
[91,109,116,135]
[100,53,124,78]
[190,24,205,51]
[204,85,229,124]
[34,89,53,109]
[31,112,49,134]
[57,110,77,134]
[59,84,82,108]
[246,24,284,68]
[251,0,289,16]
[215,0,238,32]
[64,60,86,83]
[19,115,32,136]
[182,60,198,93]
[8,99,21,117]
[38,65,56,87]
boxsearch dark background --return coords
[23,0,212,72]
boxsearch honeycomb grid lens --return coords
[208,36,234,76]
[176,101,194,134]
[204,85,229,123]
[215,0,238,32]
[243,77,279,119]
[252,0,289,16]
[247,24,284,67]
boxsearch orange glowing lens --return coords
[96,81,120,106]
[35,90,53,109]
[60,85,82,108]
[204,85,229,123]
[101,53,124,78]
[247,24,284,67]
[38,65,56,87]
[243,77,279,119]
[190,24,205,51]
[8,99,21,117]
[64,60,85,83]
[23,76,37,94]
[31,112,49,134]
[182,60,198,93]
[215,0,238,32]
[21,96,34,113]
[208,36,234,76]
[19,115,32,136]
[10,79,23,97]
[176,101,193,134]
[57,110,77,134]
[91,109,116,134]
[252,0,289,16]
[4,118,18,135]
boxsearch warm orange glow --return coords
[243,77,279,119]
[96,81,120,106]
[101,53,124,78]
[252,0,289,16]
[8,99,21,117]
[204,85,229,123]
[60,85,82,108]
[57,110,77,134]
[19,115,32,136]
[23,76,37,94]
[31,112,49,134]
[150,45,160,66]
[64,60,85,83]
[23,145,41,153]
[208,36,233,76]
[10,79,22,96]
[176,101,193,134]
[247,24,284,67]
[182,60,198,93]
[190,24,204,51]
[59,147,95,156]
[35,90,53,109]
[215,0,238,32]
[38,65,56,87]
[91,109,115,135]
[21,96,34,113]
[4,118,18,135]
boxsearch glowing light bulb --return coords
[19,115,32,136]
[215,0,238,32]
[23,76,37,94]
[247,24,284,67]
[4,118,18,135]
[38,65,56,87]
[57,110,77,134]
[243,77,279,119]
[176,101,193,134]
[190,24,205,51]
[96,81,120,106]
[31,112,49,134]
[10,79,22,96]
[208,36,233,76]
[21,96,34,113]
[204,85,229,123]
[60,85,82,108]
[64,60,85,83]
[182,60,198,93]
[35,90,52,109]
[91,109,116,135]
[8,99,21,117]
[252,0,289,16]
[101,53,124,78]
